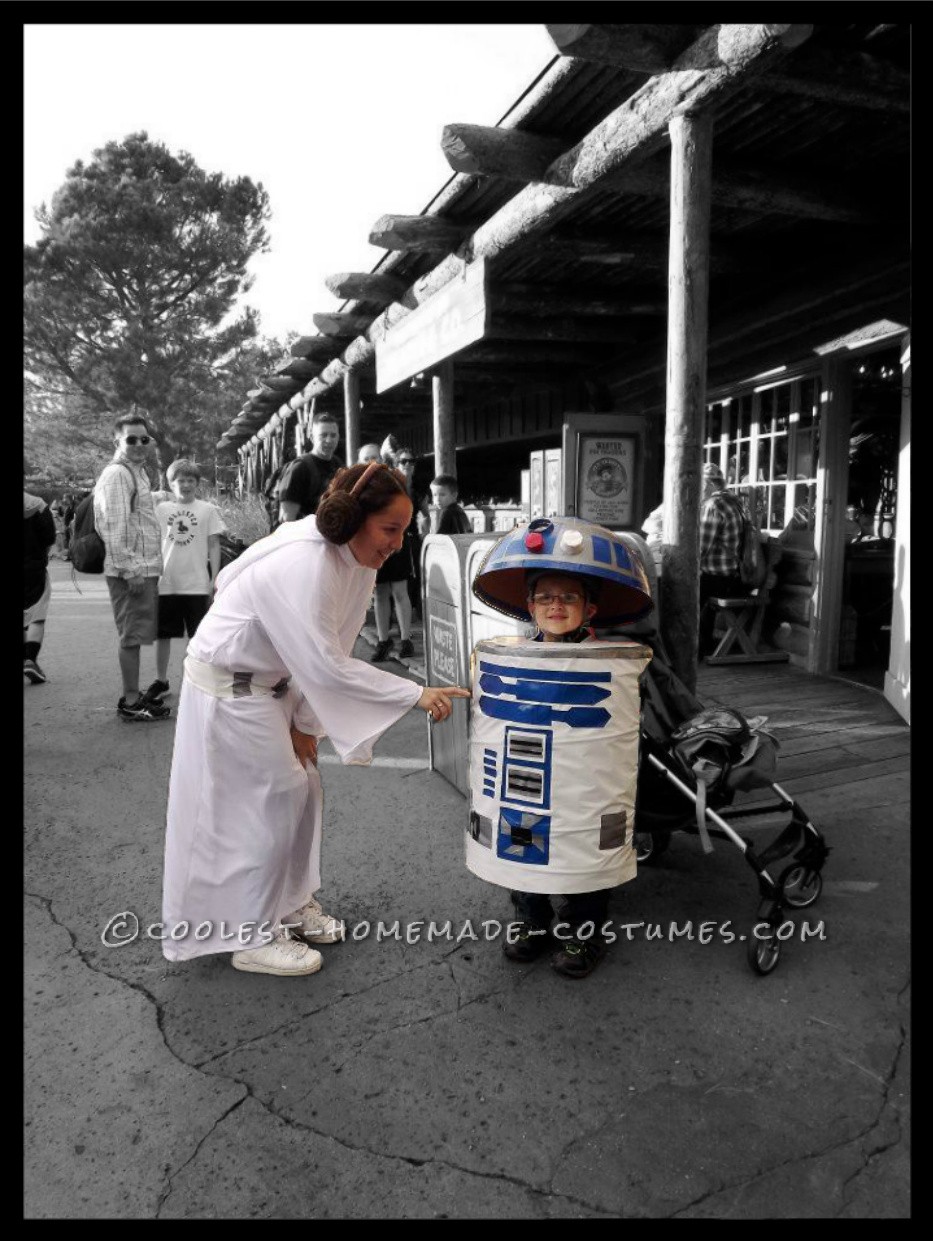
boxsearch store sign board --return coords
[376,260,487,392]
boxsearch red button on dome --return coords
[525,531,545,552]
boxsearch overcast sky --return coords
[24,23,556,342]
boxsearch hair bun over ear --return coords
[316,491,363,544]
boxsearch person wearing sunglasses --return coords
[93,413,169,721]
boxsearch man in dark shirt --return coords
[277,411,343,522]
[431,475,472,534]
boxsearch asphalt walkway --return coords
[24,560,909,1218]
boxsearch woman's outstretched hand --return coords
[290,727,319,767]
[417,685,471,723]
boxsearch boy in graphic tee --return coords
[149,460,227,702]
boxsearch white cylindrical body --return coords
[467,637,651,894]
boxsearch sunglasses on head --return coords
[123,435,151,445]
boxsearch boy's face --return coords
[171,473,199,503]
[528,573,596,638]
[431,484,456,509]
[311,419,340,458]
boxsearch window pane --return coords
[759,388,775,435]
[768,485,786,528]
[737,394,752,440]
[796,428,814,479]
[773,433,788,479]
[706,403,723,443]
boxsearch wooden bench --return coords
[705,539,790,665]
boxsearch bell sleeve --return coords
[247,542,422,764]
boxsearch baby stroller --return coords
[630,634,829,975]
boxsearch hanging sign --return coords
[376,260,487,392]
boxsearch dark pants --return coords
[699,572,744,655]
[511,888,612,939]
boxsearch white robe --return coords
[161,517,422,960]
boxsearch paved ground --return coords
[24,561,909,1218]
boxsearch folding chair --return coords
[705,541,789,665]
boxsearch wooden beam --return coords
[312,312,374,338]
[546,23,703,72]
[462,344,603,366]
[344,370,361,466]
[540,228,748,274]
[290,336,342,359]
[441,124,566,181]
[755,46,910,113]
[660,112,714,696]
[305,24,813,402]
[369,214,471,253]
[260,376,301,392]
[325,271,410,304]
[493,283,666,317]
[432,359,456,478]
[486,314,637,345]
[603,158,878,224]
[276,358,319,380]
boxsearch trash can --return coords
[422,532,526,794]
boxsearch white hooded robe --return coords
[161,517,422,960]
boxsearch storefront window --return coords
[703,373,821,536]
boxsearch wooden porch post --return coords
[660,111,714,694]
[810,355,852,673]
[432,359,456,478]
[344,371,361,466]
[655,111,714,694]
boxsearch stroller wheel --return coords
[635,831,671,865]
[779,865,823,909]
[747,923,781,975]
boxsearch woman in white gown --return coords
[162,461,468,976]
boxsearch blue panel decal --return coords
[480,673,610,706]
[613,541,631,568]
[591,536,612,564]
[484,748,496,758]
[496,808,550,866]
[480,697,610,729]
[479,660,610,684]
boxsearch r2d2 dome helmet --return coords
[472,516,653,625]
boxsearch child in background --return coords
[430,474,472,534]
[148,460,226,702]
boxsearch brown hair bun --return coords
[316,490,362,544]
[316,461,409,545]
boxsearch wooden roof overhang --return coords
[224,21,908,454]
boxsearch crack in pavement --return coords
[155,1094,249,1218]
[667,989,910,1219]
[836,1004,909,1216]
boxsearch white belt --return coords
[184,655,291,700]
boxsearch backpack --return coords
[670,707,778,852]
[724,493,767,590]
[70,463,137,574]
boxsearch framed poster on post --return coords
[575,434,637,527]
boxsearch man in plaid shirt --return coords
[699,462,745,657]
[94,413,170,721]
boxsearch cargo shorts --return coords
[106,575,159,648]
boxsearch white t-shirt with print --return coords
[156,499,227,596]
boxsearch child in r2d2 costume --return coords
[468,517,654,979]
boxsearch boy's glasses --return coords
[123,435,151,445]
[398,458,414,465]
[531,592,583,606]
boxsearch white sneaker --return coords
[286,895,346,944]
[231,931,323,976]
